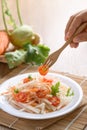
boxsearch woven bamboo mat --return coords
[0,65,87,130]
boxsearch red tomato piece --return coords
[36,89,49,98]
[38,65,49,76]
[23,78,30,83]
[48,96,60,106]
[13,92,29,103]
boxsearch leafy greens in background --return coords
[1,0,50,68]
[25,44,50,65]
[5,44,50,69]
[5,50,27,69]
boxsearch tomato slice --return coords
[23,76,33,83]
[13,92,29,103]
[23,78,30,83]
[36,89,49,98]
[38,65,49,76]
[48,96,60,106]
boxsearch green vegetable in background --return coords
[25,44,50,65]
[10,25,34,47]
[1,0,40,47]
[5,44,50,68]
[1,0,50,68]
[5,49,27,68]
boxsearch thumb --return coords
[73,32,87,42]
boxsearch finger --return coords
[67,14,83,39]
[73,32,87,42]
[65,12,81,40]
[67,10,87,39]
[65,15,74,36]
[70,42,79,48]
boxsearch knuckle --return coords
[69,15,74,20]
[75,15,81,21]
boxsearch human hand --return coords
[65,9,87,48]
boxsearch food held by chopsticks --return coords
[0,0,50,69]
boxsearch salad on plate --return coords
[1,74,74,114]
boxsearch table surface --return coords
[0,63,87,130]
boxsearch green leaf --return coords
[5,49,27,69]
[28,75,33,80]
[37,44,50,57]
[25,44,50,65]
[51,82,60,96]
[66,88,74,96]
[25,44,36,63]
[5,43,50,69]
[33,53,46,65]
[14,88,19,93]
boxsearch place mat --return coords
[0,65,87,130]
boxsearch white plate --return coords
[0,72,83,120]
